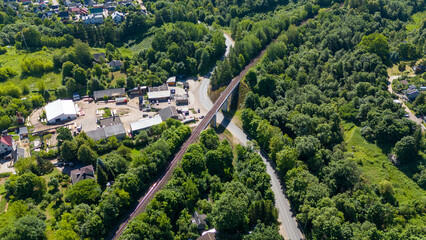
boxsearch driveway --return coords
[388,75,425,131]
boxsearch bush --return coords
[0,47,7,55]
[0,66,18,81]
[20,57,53,76]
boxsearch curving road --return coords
[388,75,425,131]
[198,36,304,240]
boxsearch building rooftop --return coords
[0,135,13,147]
[159,106,178,121]
[109,60,123,68]
[18,126,28,135]
[86,123,125,141]
[70,165,95,184]
[93,53,105,62]
[130,115,162,132]
[99,116,122,127]
[148,84,168,92]
[104,124,126,139]
[93,88,125,100]
[45,99,77,122]
[147,91,171,100]
[167,76,176,83]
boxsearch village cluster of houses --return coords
[4,0,135,24]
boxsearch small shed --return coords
[18,127,29,140]
[167,76,176,86]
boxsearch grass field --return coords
[0,47,62,91]
[344,125,425,205]
[118,35,154,58]
[406,11,426,32]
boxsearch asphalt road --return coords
[198,37,304,240]
[388,75,425,131]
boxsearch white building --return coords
[130,115,162,134]
[82,14,103,24]
[111,11,125,24]
[0,135,14,155]
[45,99,77,124]
[147,91,171,101]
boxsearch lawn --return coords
[0,47,62,91]
[344,125,425,205]
[118,35,154,58]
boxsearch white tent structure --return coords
[45,99,77,124]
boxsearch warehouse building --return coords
[93,88,126,101]
[45,99,77,124]
[130,115,162,134]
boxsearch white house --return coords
[45,99,77,124]
[111,11,125,24]
[0,135,14,155]
[82,14,103,24]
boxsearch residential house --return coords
[93,88,125,101]
[45,99,77,124]
[20,0,31,5]
[33,7,42,14]
[70,165,95,184]
[69,7,81,15]
[109,60,123,71]
[0,135,14,155]
[197,229,218,240]
[413,65,426,74]
[38,2,47,9]
[80,7,89,15]
[93,53,106,63]
[58,11,70,21]
[92,3,104,8]
[90,7,103,15]
[159,106,179,121]
[406,87,420,101]
[82,14,103,24]
[111,11,124,24]
[18,127,29,140]
[191,212,207,231]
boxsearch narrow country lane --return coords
[388,75,425,131]
[198,35,305,240]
